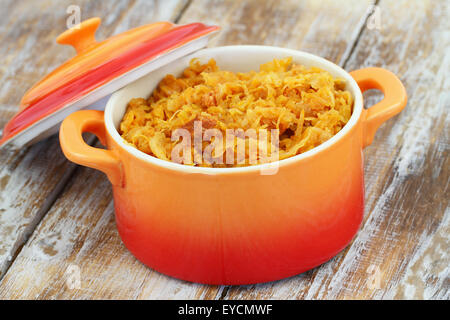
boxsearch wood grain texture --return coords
[178,0,373,65]
[0,0,376,299]
[338,0,449,299]
[0,0,187,280]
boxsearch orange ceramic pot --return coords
[59,46,407,284]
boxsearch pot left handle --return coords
[59,110,124,187]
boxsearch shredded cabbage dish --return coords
[119,57,353,167]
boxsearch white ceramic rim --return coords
[105,45,363,175]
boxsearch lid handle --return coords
[56,17,100,54]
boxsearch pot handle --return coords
[59,110,124,187]
[350,67,407,148]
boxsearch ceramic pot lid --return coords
[0,17,219,148]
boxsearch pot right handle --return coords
[350,67,407,148]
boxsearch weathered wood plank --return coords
[180,0,373,65]
[0,0,188,280]
[0,0,374,299]
[223,0,450,300]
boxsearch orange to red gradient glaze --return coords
[59,49,407,284]
[111,126,365,284]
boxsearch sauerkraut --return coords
[119,57,353,167]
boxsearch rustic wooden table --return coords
[0,0,448,300]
